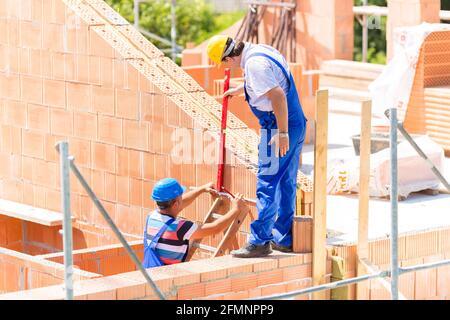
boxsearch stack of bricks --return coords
[0,0,313,251]
[404,30,450,155]
[0,252,332,300]
[331,227,450,300]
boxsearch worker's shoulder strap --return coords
[246,52,291,84]
[144,212,175,249]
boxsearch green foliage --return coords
[443,0,450,10]
[105,0,244,49]
[353,0,387,64]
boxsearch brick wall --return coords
[0,252,327,300]
[42,240,144,276]
[332,227,450,300]
[0,0,314,252]
[0,246,99,294]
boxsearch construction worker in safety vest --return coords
[143,178,248,268]
[207,36,307,258]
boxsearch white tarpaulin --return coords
[369,23,450,122]
[327,136,445,199]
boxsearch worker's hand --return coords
[269,132,290,158]
[231,193,248,212]
[223,88,240,99]
[201,182,216,195]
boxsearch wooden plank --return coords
[186,197,222,261]
[0,199,71,226]
[357,101,372,260]
[213,209,249,257]
[357,100,372,297]
[312,90,329,300]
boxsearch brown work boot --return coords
[271,241,293,253]
[231,242,272,258]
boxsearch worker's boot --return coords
[231,242,272,258]
[271,241,293,253]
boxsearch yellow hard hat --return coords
[207,35,229,65]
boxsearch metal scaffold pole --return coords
[134,0,139,29]
[58,141,73,300]
[389,108,399,300]
[171,0,177,62]
[362,0,368,62]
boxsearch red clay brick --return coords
[116,283,146,300]
[27,104,49,132]
[76,54,90,83]
[98,115,122,146]
[67,82,91,111]
[43,79,65,108]
[50,108,73,136]
[204,278,232,297]
[92,142,115,173]
[231,274,258,292]
[142,152,154,181]
[22,130,44,159]
[68,137,91,168]
[177,282,205,300]
[116,147,129,176]
[142,180,154,209]
[21,76,43,104]
[100,57,113,87]
[128,150,143,179]
[123,120,148,151]
[3,100,27,127]
[20,20,42,49]
[92,85,115,116]
[129,178,143,207]
[257,269,284,287]
[0,74,20,100]
[116,89,138,120]
[116,175,129,205]
[89,28,115,59]
[32,159,57,188]
[283,264,312,281]
[105,172,117,202]
[74,112,97,140]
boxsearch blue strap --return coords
[246,52,291,88]
[144,213,175,250]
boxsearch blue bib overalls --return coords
[244,52,307,247]
[143,212,174,268]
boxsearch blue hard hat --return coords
[151,178,186,202]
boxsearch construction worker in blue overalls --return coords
[207,36,307,258]
[143,178,247,268]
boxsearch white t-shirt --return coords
[241,43,290,112]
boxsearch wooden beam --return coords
[312,90,329,300]
[0,199,72,226]
[357,100,372,297]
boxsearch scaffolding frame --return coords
[56,142,165,300]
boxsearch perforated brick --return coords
[86,0,129,26]
[91,26,145,60]
[129,60,180,95]
[154,57,204,92]
[64,0,105,26]
[116,25,164,60]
